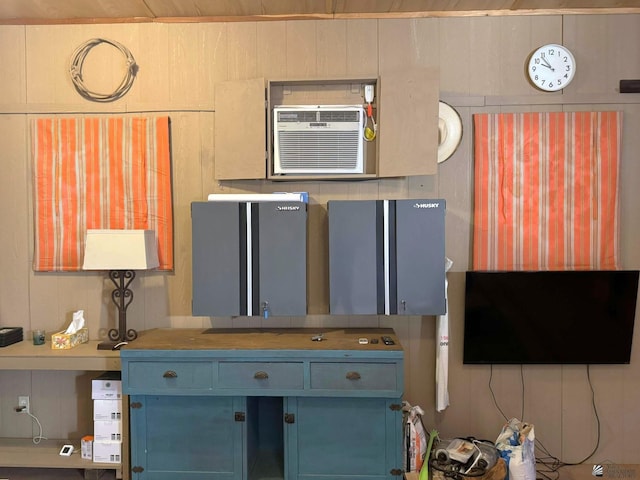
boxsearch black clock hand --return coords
[540,55,552,68]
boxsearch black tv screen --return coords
[463,270,639,365]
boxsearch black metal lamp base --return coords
[97,340,129,350]
[96,269,138,351]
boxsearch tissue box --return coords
[51,328,89,349]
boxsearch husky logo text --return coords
[277,205,301,211]
[413,202,440,209]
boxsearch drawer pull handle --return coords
[254,371,269,380]
[163,370,178,378]
[346,371,361,380]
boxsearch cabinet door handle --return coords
[254,371,269,380]
[163,370,178,378]
[346,371,361,380]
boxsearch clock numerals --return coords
[527,44,576,92]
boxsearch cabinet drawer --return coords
[310,362,398,391]
[127,361,213,392]
[218,362,304,390]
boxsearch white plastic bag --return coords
[495,418,536,480]
[403,402,428,472]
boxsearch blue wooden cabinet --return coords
[121,328,405,480]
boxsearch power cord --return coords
[488,364,602,479]
[69,38,138,102]
[15,404,48,444]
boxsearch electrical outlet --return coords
[18,395,29,413]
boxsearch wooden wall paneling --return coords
[163,113,204,320]
[257,21,287,78]
[31,370,93,439]
[563,15,611,95]
[621,356,640,461]
[378,20,439,179]
[135,23,170,105]
[316,20,348,77]
[378,17,438,74]
[199,112,217,197]
[585,367,625,462]
[496,16,537,96]
[561,367,600,462]
[227,22,258,81]
[377,177,409,200]
[606,15,640,86]
[168,24,206,106]
[398,316,436,414]
[285,20,317,79]
[28,273,62,336]
[432,273,475,431]
[345,19,378,76]
[202,23,228,105]
[465,17,501,96]
[106,23,145,106]
[0,117,30,326]
[0,371,32,437]
[25,25,75,104]
[407,174,437,199]
[523,366,563,460]
[346,179,379,199]
[433,106,473,270]
[80,262,112,338]
[0,27,26,104]
[214,78,267,180]
[598,104,639,267]
[439,18,471,95]
[306,192,329,315]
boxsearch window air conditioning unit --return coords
[273,105,365,175]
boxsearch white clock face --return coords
[527,44,576,92]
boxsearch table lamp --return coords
[83,229,159,350]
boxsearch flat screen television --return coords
[463,270,639,365]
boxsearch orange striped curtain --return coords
[473,111,621,271]
[32,116,173,271]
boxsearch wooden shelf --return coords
[0,340,120,371]
[0,438,121,472]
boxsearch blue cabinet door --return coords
[285,396,403,480]
[130,395,245,479]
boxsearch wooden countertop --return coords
[0,340,120,371]
[121,327,403,352]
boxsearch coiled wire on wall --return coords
[69,38,138,102]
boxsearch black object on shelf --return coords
[0,327,24,347]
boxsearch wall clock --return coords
[527,44,576,92]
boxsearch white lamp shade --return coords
[83,229,159,270]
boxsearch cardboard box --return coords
[93,399,122,421]
[81,435,94,460]
[51,327,89,350]
[91,371,122,400]
[94,420,122,442]
[93,440,122,464]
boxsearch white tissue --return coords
[65,310,85,334]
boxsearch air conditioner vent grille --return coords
[277,110,361,123]
[273,105,365,175]
[277,131,361,169]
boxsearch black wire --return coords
[488,364,509,422]
[520,364,525,420]
[559,365,601,465]
[488,364,602,480]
